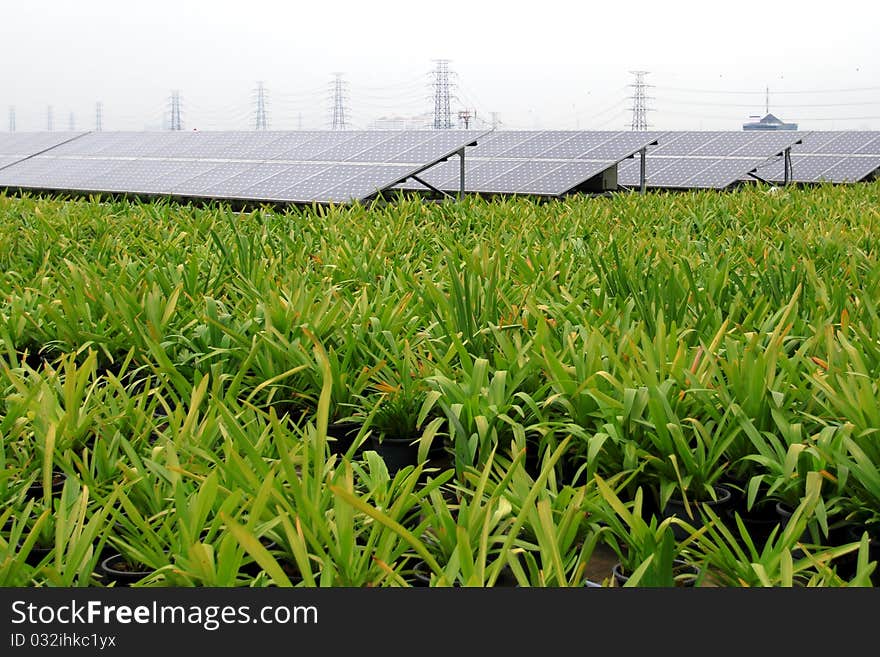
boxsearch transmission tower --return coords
[431,59,454,129]
[490,111,501,130]
[96,101,103,131]
[330,73,348,130]
[628,70,653,131]
[8,106,15,132]
[47,105,54,131]
[253,81,269,130]
[169,90,183,130]
[68,112,76,131]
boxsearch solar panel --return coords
[532,133,620,159]
[819,156,880,182]
[0,132,87,170]
[616,131,802,189]
[398,130,657,197]
[195,162,299,198]
[0,130,490,204]
[317,165,414,203]
[514,162,615,196]
[751,131,880,183]
[348,132,437,162]
[231,164,336,200]
[464,131,544,157]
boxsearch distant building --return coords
[367,114,432,130]
[743,113,798,131]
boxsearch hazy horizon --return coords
[3,1,878,133]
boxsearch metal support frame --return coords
[458,147,465,201]
[400,142,476,202]
[410,174,452,199]
[783,147,792,186]
[639,147,647,195]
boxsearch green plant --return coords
[588,473,705,587]
[691,472,872,586]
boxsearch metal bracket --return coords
[783,147,792,186]
[458,147,466,201]
[409,174,453,198]
[639,147,647,195]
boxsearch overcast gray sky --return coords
[2,1,878,132]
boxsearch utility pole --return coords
[431,59,453,129]
[169,90,182,130]
[254,81,269,130]
[96,101,103,131]
[330,73,348,130]
[8,106,15,132]
[490,111,500,130]
[628,70,652,131]
[457,109,473,129]
[47,105,54,131]
[765,85,770,115]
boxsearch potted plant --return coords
[587,474,705,587]
[736,420,845,544]
[690,473,872,586]
[635,382,738,538]
[358,340,447,475]
[827,434,880,583]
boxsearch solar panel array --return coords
[0,132,87,171]
[0,130,490,204]
[616,131,803,189]
[750,131,880,184]
[397,130,658,196]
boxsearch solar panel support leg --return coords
[458,147,466,201]
[783,147,792,186]
[409,175,452,199]
[639,147,647,195]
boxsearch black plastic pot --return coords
[834,523,880,585]
[25,544,53,567]
[96,553,152,586]
[611,559,701,588]
[409,560,517,587]
[662,484,733,541]
[727,501,783,548]
[239,540,303,584]
[326,421,363,456]
[369,435,447,477]
[25,471,66,500]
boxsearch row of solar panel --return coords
[0,130,877,203]
[0,130,488,164]
[751,130,880,184]
[396,130,659,195]
[401,130,804,193]
[0,130,489,203]
[616,130,880,188]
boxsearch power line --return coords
[654,97,880,109]
[168,90,182,130]
[431,59,454,129]
[662,85,880,95]
[330,73,348,130]
[254,81,269,130]
[629,70,653,131]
